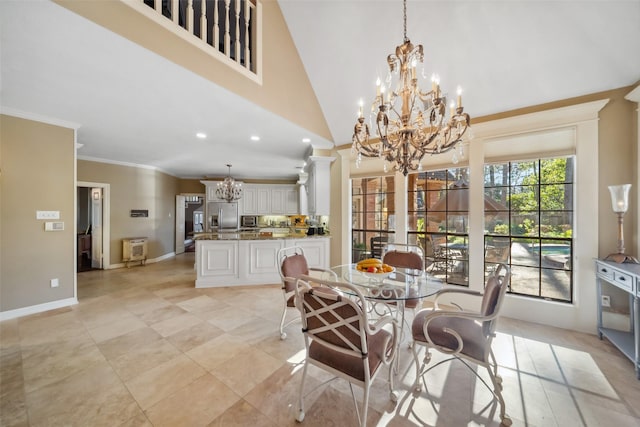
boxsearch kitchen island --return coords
[194,231,330,288]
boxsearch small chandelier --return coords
[215,164,243,202]
[352,0,471,176]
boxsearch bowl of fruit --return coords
[355,258,395,280]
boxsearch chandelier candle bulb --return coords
[457,86,463,108]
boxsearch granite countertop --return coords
[193,231,329,241]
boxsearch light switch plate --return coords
[37,210,60,219]
[44,222,64,231]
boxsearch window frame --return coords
[484,156,575,303]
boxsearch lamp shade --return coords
[608,184,631,213]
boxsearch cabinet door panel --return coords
[256,189,270,214]
[285,188,298,214]
[287,238,329,269]
[242,187,258,214]
[198,241,238,277]
[248,240,282,274]
[271,189,286,214]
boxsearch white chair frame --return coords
[294,275,398,427]
[411,264,512,427]
[277,246,337,340]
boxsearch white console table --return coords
[595,259,640,379]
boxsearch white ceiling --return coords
[2,0,639,180]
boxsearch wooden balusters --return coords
[224,0,231,57]
[214,0,220,49]
[234,0,241,61]
[244,0,250,69]
[186,0,193,33]
[171,0,178,26]
[200,0,207,43]
[140,0,258,76]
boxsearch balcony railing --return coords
[140,0,260,79]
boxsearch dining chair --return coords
[294,275,398,427]
[484,239,511,274]
[370,235,388,259]
[381,243,425,345]
[277,246,337,340]
[410,263,512,427]
[424,234,448,272]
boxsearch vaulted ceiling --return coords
[1,0,639,180]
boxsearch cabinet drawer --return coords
[612,271,634,292]
[596,263,614,281]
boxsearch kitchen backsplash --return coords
[257,215,329,231]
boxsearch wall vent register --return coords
[123,237,148,268]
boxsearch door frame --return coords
[176,195,186,255]
[77,181,111,270]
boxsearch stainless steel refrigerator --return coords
[208,201,239,230]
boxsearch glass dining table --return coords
[326,264,444,370]
[328,264,443,304]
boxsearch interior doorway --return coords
[176,194,204,254]
[77,181,110,272]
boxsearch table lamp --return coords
[605,184,639,263]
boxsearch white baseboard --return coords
[0,297,78,321]
[109,252,176,269]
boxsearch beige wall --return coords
[77,161,179,265]
[598,87,638,257]
[178,179,205,194]
[1,115,76,312]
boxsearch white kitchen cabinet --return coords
[239,239,285,283]
[306,156,335,216]
[285,188,298,214]
[195,237,329,287]
[256,187,271,214]
[271,188,286,214]
[241,186,258,214]
[195,240,238,286]
[285,237,329,269]
[270,186,299,214]
[239,184,298,215]
[239,185,270,215]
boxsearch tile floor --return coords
[1,253,639,426]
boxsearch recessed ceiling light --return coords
[302,138,311,143]
[196,132,207,139]
[250,135,260,141]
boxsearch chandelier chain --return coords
[403,0,407,42]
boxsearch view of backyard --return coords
[353,156,574,303]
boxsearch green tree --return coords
[510,158,569,211]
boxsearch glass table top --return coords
[328,264,443,301]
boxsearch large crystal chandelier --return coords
[215,164,243,202]
[352,0,471,176]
